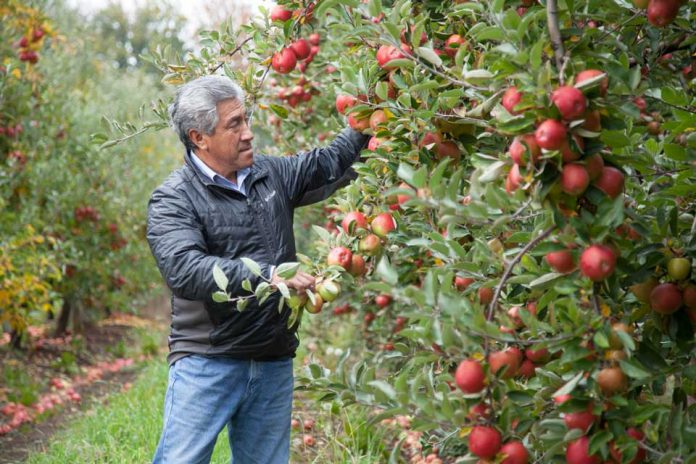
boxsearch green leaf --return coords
[588,430,613,456]
[618,360,651,379]
[213,264,229,290]
[529,272,564,289]
[275,262,300,279]
[255,281,271,301]
[276,282,290,299]
[478,161,506,183]
[269,104,288,119]
[552,371,584,398]
[474,26,505,42]
[241,257,263,278]
[600,130,631,149]
[376,256,398,285]
[242,279,252,292]
[368,380,397,401]
[212,291,229,303]
[236,298,249,312]
[416,47,442,67]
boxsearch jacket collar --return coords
[183,150,267,190]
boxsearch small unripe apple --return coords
[597,366,628,396]
[579,244,617,281]
[560,163,590,196]
[469,425,502,459]
[502,87,523,115]
[317,279,341,302]
[630,277,658,303]
[535,119,567,150]
[304,294,324,314]
[649,283,682,314]
[454,359,485,393]
[632,0,649,8]
[667,257,691,280]
[551,86,587,120]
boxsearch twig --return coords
[567,12,643,54]
[591,282,602,315]
[210,36,254,74]
[546,0,565,75]
[643,95,696,114]
[486,225,557,322]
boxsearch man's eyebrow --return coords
[225,114,243,125]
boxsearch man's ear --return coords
[188,129,206,151]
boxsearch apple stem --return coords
[546,0,565,79]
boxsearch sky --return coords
[66,0,269,45]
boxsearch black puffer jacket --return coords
[147,128,369,365]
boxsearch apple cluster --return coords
[631,257,696,320]
[15,26,45,64]
[270,76,322,108]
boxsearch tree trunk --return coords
[9,329,22,350]
[55,298,72,337]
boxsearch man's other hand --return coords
[271,270,315,294]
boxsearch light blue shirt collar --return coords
[189,151,250,196]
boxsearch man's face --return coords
[192,98,254,173]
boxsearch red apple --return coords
[585,154,605,180]
[593,166,625,198]
[271,48,297,74]
[455,276,474,291]
[375,294,392,308]
[327,246,353,270]
[488,348,522,379]
[551,86,587,120]
[535,119,567,150]
[649,283,682,314]
[564,409,597,432]
[304,294,324,314]
[575,69,608,96]
[582,109,602,132]
[597,366,628,396]
[478,287,494,305]
[609,427,646,464]
[359,233,382,255]
[566,436,601,464]
[308,33,320,45]
[369,110,388,131]
[349,254,367,277]
[502,87,523,115]
[342,211,368,234]
[683,284,696,310]
[290,39,311,60]
[376,45,406,70]
[546,249,576,273]
[469,425,502,459]
[647,0,680,27]
[444,34,466,58]
[560,163,590,196]
[509,134,541,166]
[525,348,549,363]
[454,359,485,393]
[579,244,617,281]
[270,5,293,21]
[371,212,396,238]
[500,440,529,464]
[347,113,370,131]
[561,134,585,162]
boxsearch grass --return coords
[21,314,393,464]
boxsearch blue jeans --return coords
[152,355,294,464]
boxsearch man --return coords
[146,75,368,463]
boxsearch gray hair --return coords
[168,75,245,151]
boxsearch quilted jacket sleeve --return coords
[146,184,271,301]
[269,127,370,208]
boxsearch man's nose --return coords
[241,120,254,141]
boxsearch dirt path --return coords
[0,290,171,464]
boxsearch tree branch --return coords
[546,0,565,77]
